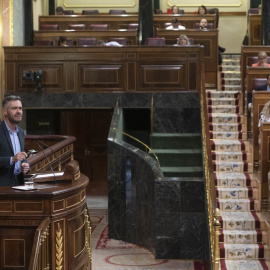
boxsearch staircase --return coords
[150,133,203,177]
[208,54,270,269]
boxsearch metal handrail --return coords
[112,128,161,178]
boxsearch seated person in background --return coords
[258,100,270,127]
[98,40,122,47]
[56,6,64,15]
[258,4,262,15]
[177,34,190,45]
[252,51,270,67]
[248,74,270,109]
[199,18,208,30]
[166,18,186,30]
[172,5,180,14]
[198,5,207,15]
[58,36,67,46]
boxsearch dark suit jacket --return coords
[0,121,28,186]
[247,84,267,104]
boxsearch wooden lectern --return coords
[0,161,91,270]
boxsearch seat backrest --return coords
[253,78,267,90]
[63,10,74,15]
[68,24,86,30]
[40,24,59,31]
[194,22,213,29]
[178,9,185,15]
[146,37,165,46]
[82,10,99,15]
[154,9,162,14]
[77,38,97,45]
[248,56,270,66]
[33,40,53,46]
[248,8,259,14]
[128,23,139,29]
[66,39,74,45]
[109,9,126,15]
[207,8,219,28]
[108,38,127,45]
[189,38,194,45]
[90,24,108,30]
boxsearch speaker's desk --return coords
[0,174,90,270]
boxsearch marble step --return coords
[207,90,239,99]
[209,123,242,132]
[221,78,241,86]
[220,259,269,270]
[212,151,247,162]
[221,71,241,79]
[161,166,203,177]
[209,113,241,124]
[221,85,241,91]
[210,131,244,140]
[208,105,240,114]
[219,65,240,72]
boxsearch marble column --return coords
[261,0,270,45]
[138,0,153,44]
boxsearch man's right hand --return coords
[12,152,28,163]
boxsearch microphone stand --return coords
[36,140,56,183]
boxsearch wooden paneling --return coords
[0,175,89,269]
[4,46,205,93]
[156,29,218,85]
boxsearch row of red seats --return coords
[40,23,138,31]
[62,9,126,15]
[33,37,195,46]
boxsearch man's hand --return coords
[12,152,27,163]
[21,162,30,173]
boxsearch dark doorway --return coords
[26,108,113,195]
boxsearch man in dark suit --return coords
[0,95,29,186]
[248,74,270,107]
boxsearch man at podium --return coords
[0,95,29,186]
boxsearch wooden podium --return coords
[0,161,91,270]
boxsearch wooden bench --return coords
[245,67,270,138]
[241,46,270,108]
[156,29,218,85]
[251,91,270,161]
[259,123,270,204]
[248,14,261,45]
[38,14,217,31]
[34,29,138,45]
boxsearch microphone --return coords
[36,140,62,171]
[36,140,56,183]
[26,149,38,157]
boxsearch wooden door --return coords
[60,109,113,194]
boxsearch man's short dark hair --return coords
[59,36,67,45]
[2,95,21,109]
[56,6,64,14]
[172,18,179,24]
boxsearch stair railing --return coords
[113,127,162,179]
[151,95,154,148]
[199,66,220,269]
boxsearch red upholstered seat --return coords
[253,78,267,90]
[194,22,214,29]
[178,9,185,15]
[63,10,74,15]
[82,10,99,15]
[128,23,138,29]
[109,9,126,15]
[248,8,259,14]
[68,24,86,30]
[77,38,97,45]
[33,40,53,46]
[40,24,59,30]
[90,24,108,30]
[146,37,165,46]
[108,38,127,45]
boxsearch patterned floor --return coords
[89,208,204,270]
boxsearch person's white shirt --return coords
[166,25,186,30]
[105,41,123,47]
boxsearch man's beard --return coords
[7,113,22,124]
